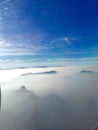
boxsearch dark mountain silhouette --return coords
[21,70,57,77]
[14,86,36,95]
[0,88,39,130]
[16,86,35,94]
[1,90,98,130]
[24,94,73,130]
[80,70,94,74]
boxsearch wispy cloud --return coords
[0,40,47,56]
[0,0,11,7]
[51,37,71,44]
[0,36,77,56]
[48,36,77,48]
[0,35,97,65]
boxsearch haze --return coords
[0,65,98,130]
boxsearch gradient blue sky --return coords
[0,0,98,67]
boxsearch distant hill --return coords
[25,94,73,130]
[0,88,39,130]
[16,86,32,93]
[80,70,94,74]
[21,70,57,76]
[1,89,98,130]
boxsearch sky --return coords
[0,1,98,127]
[0,0,98,68]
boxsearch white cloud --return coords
[0,35,78,56]
[48,36,77,49]
[0,0,11,6]
[51,37,70,44]
[0,40,47,56]
[63,37,70,42]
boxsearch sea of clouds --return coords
[0,65,98,130]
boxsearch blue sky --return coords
[0,0,98,67]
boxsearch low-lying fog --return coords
[0,65,98,130]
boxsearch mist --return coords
[0,65,98,130]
